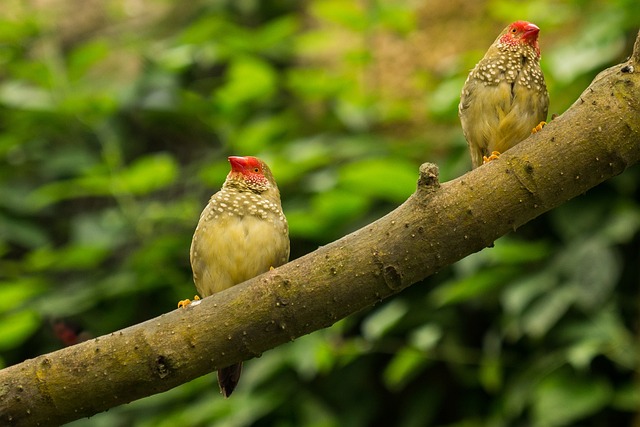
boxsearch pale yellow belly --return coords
[190,214,289,296]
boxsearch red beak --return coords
[522,23,540,41]
[228,156,249,173]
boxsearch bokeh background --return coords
[1,0,639,426]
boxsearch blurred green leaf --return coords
[287,332,337,379]
[429,77,466,117]
[312,0,367,31]
[611,382,640,411]
[26,244,110,271]
[548,13,627,83]
[0,81,53,110]
[339,158,417,203]
[0,278,48,312]
[376,3,416,34]
[0,17,38,43]
[67,40,111,82]
[432,266,520,307]
[601,201,640,243]
[383,346,429,391]
[502,271,557,317]
[0,212,50,248]
[113,153,179,195]
[286,66,345,100]
[215,56,278,111]
[561,307,637,370]
[0,309,40,351]
[31,153,179,205]
[362,299,408,341]
[408,324,442,352]
[489,239,553,264]
[522,287,574,339]
[231,114,290,153]
[557,238,620,311]
[311,189,371,225]
[533,369,612,427]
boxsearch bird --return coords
[181,155,290,398]
[459,20,549,169]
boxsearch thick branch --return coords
[1,31,640,427]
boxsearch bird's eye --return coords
[253,167,260,173]
[511,28,517,33]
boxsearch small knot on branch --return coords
[621,64,634,74]
[417,163,440,191]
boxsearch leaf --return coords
[408,324,442,352]
[560,307,637,370]
[558,238,620,312]
[548,15,627,83]
[287,332,336,379]
[479,330,503,393]
[601,201,640,243]
[311,0,368,31]
[501,271,558,317]
[0,81,53,110]
[31,153,179,205]
[0,212,50,248]
[230,114,290,154]
[0,278,48,313]
[522,286,574,339]
[383,346,429,391]
[376,3,416,34]
[532,368,612,427]
[286,66,345,100]
[0,310,40,351]
[285,208,326,240]
[611,382,640,411]
[67,39,111,81]
[550,198,609,240]
[431,266,520,307]
[361,299,408,341]
[254,16,299,53]
[215,56,277,111]
[112,153,179,195]
[339,158,417,203]
[26,244,111,272]
[489,239,553,264]
[311,189,371,224]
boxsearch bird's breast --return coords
[190,193,289,297]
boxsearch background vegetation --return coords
[1,0,639,426]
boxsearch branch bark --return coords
[2,31,640,427]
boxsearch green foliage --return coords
[0,0,638,425]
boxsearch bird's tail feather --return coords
[217,363,243,398]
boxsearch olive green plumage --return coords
[459,21,549,168]
[190,156,289,397]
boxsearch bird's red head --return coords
[500,21,541,57]
[229,156,263,175]
[227,156,274,190]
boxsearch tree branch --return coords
[2,30,640,427]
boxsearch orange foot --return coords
[532,121,547,133]
[482,151,501,164]
[178,295,200,308]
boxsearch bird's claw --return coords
[178,295,201,308]
[531,121,547,133]
[482,151,501,164]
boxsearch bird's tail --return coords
[217,363,243,398]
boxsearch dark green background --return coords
[1,1,639,426]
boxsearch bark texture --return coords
[1,30,639,427]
